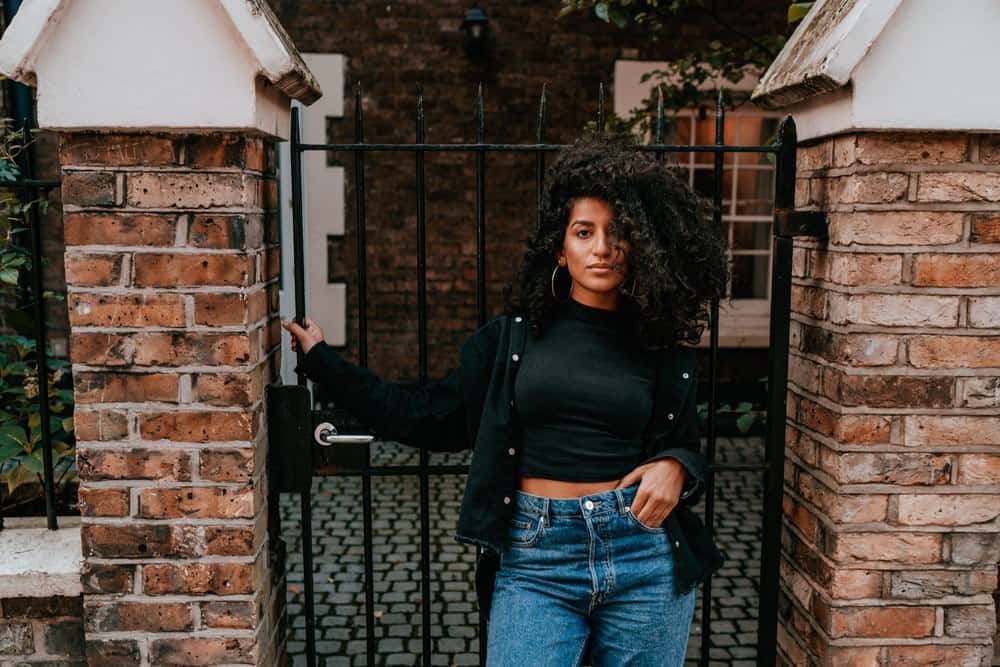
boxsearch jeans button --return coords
[583,500,594,510]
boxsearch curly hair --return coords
[502,131,730,350]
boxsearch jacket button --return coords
[515,316,522,323]
[674,540,680,548]
[503,496,511,504]
[512,354,519,362]
[682,372,690,379]
[510,399,515,407]
[667,413,674,420]
[508,448,515,455]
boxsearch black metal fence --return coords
[275,81,821,666]
[0,175,65,531]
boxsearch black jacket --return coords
[294,310,725,616]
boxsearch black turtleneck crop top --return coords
[513,298,656,482]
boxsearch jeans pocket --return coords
[624,506,664,534]
[507,510,545,547]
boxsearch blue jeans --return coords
[485,482,697,667]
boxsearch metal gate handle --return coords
[313,422,375,446]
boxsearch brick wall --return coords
[779,131,999,665]
[0,595,84,665]
[61,133,284,666]
[269,0,788,381]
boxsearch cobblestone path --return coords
[281,435,764,666]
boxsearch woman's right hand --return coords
[282,317,325,355]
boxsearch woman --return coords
[284,131,729,666]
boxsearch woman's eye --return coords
[576,230,590,238]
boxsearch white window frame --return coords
[614,60,780,348]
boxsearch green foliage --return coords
[0,336,76,497]
[560,1,815,141]
[0,118,75,511]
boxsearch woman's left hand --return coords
[615,459,686,529]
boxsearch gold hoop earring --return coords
[551,264,568,300]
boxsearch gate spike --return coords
[354,81,364,139]
[654,85,665,145]
[416,83,424,130]
[475,82,485,143]
[597,81,605,134]
[535,82,548,144]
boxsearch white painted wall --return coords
[278,54,347,384]
[775,0,1000,141]
[27,0,290,136]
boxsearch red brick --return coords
[905,415,1000,446]
[956,454,1000,485]
[832,532,942,564]
[912,253,1000,287]
[909,335,1000,368]
[69,333,131,366]
[968,296,1000,327]
[890,569,998,599]
[790,285,825,319]
[199,449,254,482]
[64,212,177,246]
[85,601,192,632]
[970,213,1000,243]
[855,133,967,165]
[201,601,256,629]
[60,134,178,166]
[130,331,256,366]
[823,451,952,486]
[815,600,935,639]
[74,372,179,403]
[133,253,250,287]
[829,210,964,246]
[188,214,252,249]
[81,563,134,595]
[204,526,256,556]
[81,524,200,559]
[799,325,898,366]
[85,638,140,666]
[64,253,123,287]
[68,293,186,327]
[193,292,248,325]
[811,250,902,286]
[185,135,247,169]
[943,604,997,638]
[137,486,254,519]
[885,644,993,666]
[62,171,116,206]
[149,637,254,666]
[191,372,260,406]
[138,410,258,442]
[77,448,191,482]
[829,293,959,327]
[78,486,129,517]
[897,494,1000,526]
[74,410,128,441]
[828,172,909,204]
[126,172,246,208]
[143,563,253,595]
[918,172,1000,202]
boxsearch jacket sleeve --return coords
[292,323,495,453]
[640,358,706,507]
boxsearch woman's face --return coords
[556,197,630,309]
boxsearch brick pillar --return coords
[778,132,999,665]
[63,133,284,666]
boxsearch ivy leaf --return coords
[787,2,813,24]
[736,412,757,434]
[594,2,610,22]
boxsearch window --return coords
[614,61,780,348]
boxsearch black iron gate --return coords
[267,82,827,667]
